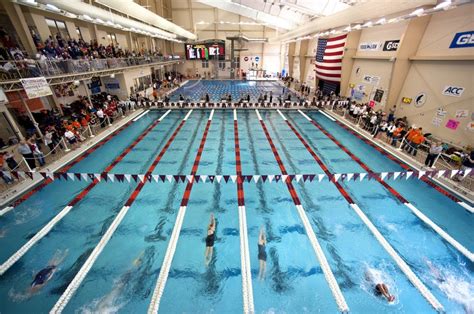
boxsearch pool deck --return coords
[0,109,145,209]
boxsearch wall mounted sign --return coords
[383,40,400,51]
[437,107,448,116]
[363,75,380,85]
[442,85,464,97]
[373,89,384,102]
[401,97,412,104]
[359,42,381,51]
[431,116,443,127]
[455,109,469,118]
[445,119,460,130]
[449,30,474,48]
[414,92,427,107]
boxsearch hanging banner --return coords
[20,77,52,99]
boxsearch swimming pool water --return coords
[0,107,472,314]
[169,80,298,102]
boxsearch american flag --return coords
[315,34,347,82]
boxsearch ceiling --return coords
[195,0,353,31]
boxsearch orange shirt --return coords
[393,127,403,137]
[406,129,417,141]
[72,121,81,129]
[411,133,425,145]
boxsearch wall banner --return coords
[442,85,464,97]
[455,109,469,118]
[20,77,52,99]
[414,92,427,107]
[449,30,474,48]
[373,89,384,102]
[445,119,460,130]
[359,42,381,51]
[363,75,380,85]
[383,40,400,51]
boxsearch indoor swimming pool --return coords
[0,109,473,314]
[168,80,299,102]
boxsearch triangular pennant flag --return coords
[318,174,326,182]
[88,173,95,181]
[115,174,124,182]
[216,175,222,183]
[406,171,413,180]
[180,175,186,182]
[360,173,367,181]
[418,171,426,179]
[230,175,237,183]
[223,175,230,183]
[62,173,69,181]
[40,172,48,179]
[393,172,401,180]
[131,174,139,182]
[152,175,159,182]
[380,172,388,180]
[261,175,267,182]
[53,172,61,180]
[124,174,131,182]
[346,173,354,181]
[159,175,166,182]
[288,175,295,182]
[137,174,144,182]
[353,173,360,181]
[107,174,115,182]
[268,175,274,183]
[208,175,215,183]
[295,174,302,182]
[67,173,75,181]
[186,175,193,183]
[48,172,55,180]
[81,173,88,181]
[386,172,393,180]
[450,169,459,178]
[253,175,260,183]
[166,175,173,182]
[173,175,180,182]
[308,174,315,182]
[274,175,281,182]
[201,175,208,183]
[333,174,341,182]
[281,175,287,183]
[462,168,471,178]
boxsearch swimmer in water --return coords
[204,213,216,266]
[30,250,68,293]
[365,268,395,303]
[258,227,267,280]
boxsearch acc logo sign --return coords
[442,86,464,97]
[414,92,426,107]
[449,31,474,48]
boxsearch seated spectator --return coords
[64,129,77,145]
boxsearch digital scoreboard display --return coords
[185,40,225,60]
[401,97,412,104]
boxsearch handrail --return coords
[0,56,180,82]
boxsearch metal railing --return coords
[0,106,142,192]
[0,56,178,81]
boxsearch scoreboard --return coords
[185,40,225,60]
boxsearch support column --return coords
[386,15,431,110]
[17,91,43,138]
[0,102,25,141]
[299,39,309,83]
[230,39,235,79]
[340,30,361,97]
[2,2,36,56]
[287,42,295,77]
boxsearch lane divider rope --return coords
[281,110,444,311]
[0,110,171,276]
[148,110,214,313]
[297,110,473,261]
[234,109,255,313]
[51,110,190,313]
[9,109,146,208]
[256,109,349,313]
